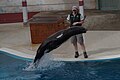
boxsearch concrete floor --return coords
[0,23,120,61]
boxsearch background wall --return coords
[0,0,22,13]
[0,0,96,13]
[84,0,96,9]
[0,0,96,23]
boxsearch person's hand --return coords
[72,22,79,25]
[65,20,70,27]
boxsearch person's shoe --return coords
[83,52,88,58]
[75,51,79,58]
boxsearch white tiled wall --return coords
[0,0,96,13]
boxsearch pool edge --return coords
[0,47,34,61]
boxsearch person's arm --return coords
[65,14,71,27]
[72,21,84,25]
[73,21,84,25]
[80,15,86,24]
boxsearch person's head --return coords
[72,6,79,14]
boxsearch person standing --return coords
[67,6,88,58]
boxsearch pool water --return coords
[0,51,120,80]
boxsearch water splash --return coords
[24,53,65,71]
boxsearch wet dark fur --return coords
[34,26,87,63]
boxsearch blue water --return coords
[0,51,120,80]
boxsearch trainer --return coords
[67,6,88,58]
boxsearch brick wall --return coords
[0,12,39,23]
